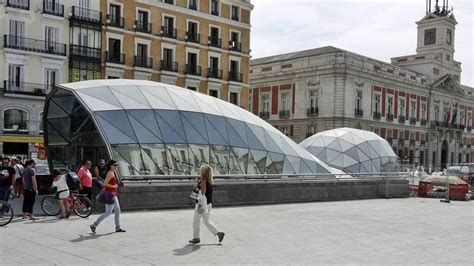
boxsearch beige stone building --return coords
[101,0,252,107]
[249,2,473,171]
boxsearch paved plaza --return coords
[1,197,473,265]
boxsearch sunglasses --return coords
[113,164,118,166]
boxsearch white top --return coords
[14,164,24,179]
[52,175,69,192]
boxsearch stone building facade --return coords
[249,5,473,171]
[101,0,252,107]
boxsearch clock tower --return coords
[392,0,461,82]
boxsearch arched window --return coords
[3,109,28,131]
[39,112,43,132]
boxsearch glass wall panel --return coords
[188,144,210,175]
[166,144,189,175]
[204,114,229,146]
[140,144,166,175]
[155,110,186,143]
[111,144,142,177]
[181,112,208,144]
[267,152,284,174]
[210,145,230,174]
[127,112,162,144]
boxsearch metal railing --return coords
[208,36,222,48]
[185,64,201,76]
[4,35,66,56]
[279,110,290,118]
[398,115,406,124]
[211,9,219,16]
[386,113,393,121]
[107,14,124,28]
[71,6,102,23]
[229,71,243,82]
[420,118,427,126]
[105,51,125,64]
[409,117,417,125]
[207,68,223,79]
[3,80,51,97]
[135,20,152,33]
[43,1,64,17]
[186,31,200,43]
[259,111,270,119]
[7,0,29,10]
[229,41,242,52]
[373,111,381,120]
[134,56,153,68]
[70,45,101,60]
[354,109,363,117]
[161,26,177,39]
[161,60,178,72]
[307,107,319,116]
[231,14,239,21]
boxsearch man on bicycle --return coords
[0,157,15,203]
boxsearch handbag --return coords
[97,191,115,204]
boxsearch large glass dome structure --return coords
[44,79,332,178]
[300,128,399,173]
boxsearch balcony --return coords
[409,139,416,146]
[430,120,439,128]
[386,113,393,122]
[134,56,153,68]
[71,6,102,24]
[185,64,201,76]
[279,110,290,118]
[105,52,125,64]
[468,126,472,132]
[186,32,200,43]
[420,140,426,146]
[307,107,319,116]
[160,60,178,72]
[4,35,66,56]
[229,41,242,52]
[211,9,219,16]
[135,20,152,34]
[43,1,64,17]
[188,2,197,10]
[208,36,222,48]
[398,115,406,124]
[70,45,101,62]
[207,68,223,79]
[354,109,363,118]
[232,14,239,21]
[3,81,51,97]
[420,118,427,126]
[259,111,270,119]
[398,139,405,146]
[373,111,381,120]
[7,0,29,10]
[458,124,465,130]
[106,14,124,28]
[229,71,243,82]
[164,0,174,4]
[161,26,177,39]
[409,117,417,125]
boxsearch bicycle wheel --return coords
[73,197,93,218]
[0,200,13,226]
[41,196,61,216]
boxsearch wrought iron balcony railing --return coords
[71,6,102,23]
[135,20,152,34]
[373,111,381,120]
[211,9,219,16]
[229,41,242,52]
[188,3,198,10]
[207,68,223,79]
[43,1,64,17]
[186,32,200,43]
[409,117,417,125]
[279,110,290,118]
[185,64,201,76]
[3,80,51,97]
[208,36,222,48]
[105,51,125,64]
[69,45,101,62]
[161,26,177,39]
[229,71,243,82]
[386,113,393,121]
[4,35,66,56]
[106,14,124,28]
[468,126,472,132]
[409,139,416,146]
[398,115,406,124]
[160,60,178,72]
[7,0,29,10]
[354,109,363,118]
[134,56,153,68]
[307,107,319,116]
[420,118,427,126]
[259,111,270,119]
[398,139,405,145]
[231,14,239,21]
[420,140,426,145]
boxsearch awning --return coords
[0,135,44,144]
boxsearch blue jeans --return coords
[93,197,121,229]
[0,186,10,202]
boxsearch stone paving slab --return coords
[1,198,473,265]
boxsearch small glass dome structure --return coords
[300,128,399,173]
[44,79,333,178]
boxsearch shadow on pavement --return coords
[70,232,115,242]
[173,243,221,256]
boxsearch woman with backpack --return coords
[90,160,125,233]
[189,164,225,244]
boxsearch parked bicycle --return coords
[41,190,93,218]
[0,200,13,226]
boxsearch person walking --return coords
[90,160,125,233]
[189,164,225,244]
[12,157,24,198]
[93,159,107,190]
[22,159,38,220]
[0,157,15,202]
[51,169,70,219]
[78,160,93,201]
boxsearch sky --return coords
[250,0,474,87]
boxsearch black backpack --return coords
[66,172,80,190]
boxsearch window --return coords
[209,26,220,47]
[209,89,218,98]
[8,64,24,88]
[9,20,25,46]
[3,109,28,131]
[39,112,43,132]
[231,5,239,21]
[468,113,472,126]
[410,132,415,140]
[45,26,59,45]
[209,56,219,71]
[108,38,122,63]
[137,43,148,59]
[164,0,174,4]
[443,107,448,122]
[210,0,219,15]
[136,10,149,32]
[309,90,318,110]
[410,101,416,118]
[281,93,289,111]
[399,98,405,116]
[187,52,198,74]
[421,103,426,119]
[387,97,393,115]
[109,4,121,23]
[187,86,196,91]
[355,91,362,110]
[434,105,439,121]
[45,69,58,89]
[163,16,175,38]
[187,21,199,43]
[248,94,252,112]
[188,0,198,10]
[229,92,238,105]
[387,129,392,139]
[262,94,270,113]
[460,111,464,125]
[374,94,380,113]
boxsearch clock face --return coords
[446,29,452,45]
[424,28,436,45]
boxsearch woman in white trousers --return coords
[189,165,225,244]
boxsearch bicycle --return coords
[41,190,93,218]
[0,200,13,226]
